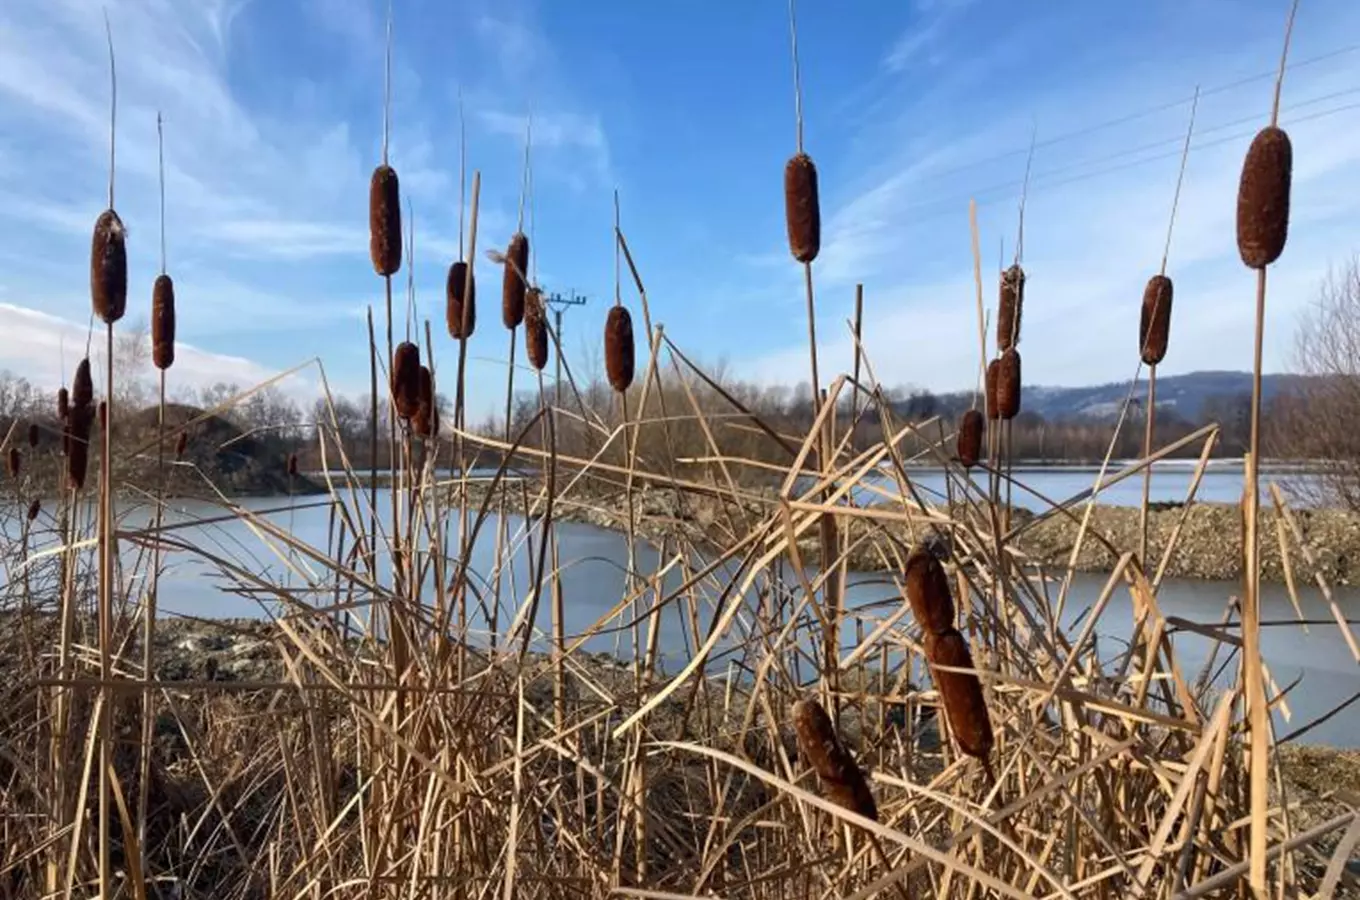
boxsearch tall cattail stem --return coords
[1140,368,1157,567]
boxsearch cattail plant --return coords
[175,431,188,459]
[391,341,421,420]
[7,448,20,479]
[502,232,529,329]
[997,263,1025,351]
[784,154,821,264]
[446,260,476,339]
[985,359,1000,421]
[90,209,127,325]
[98,401,108,433]
[27,423,38,449]
[791,698,876,820]
[66,407,92,491]
[525,288,548,371]
[57,387,69,422]
[413,365,436,438]
[73,359,94,410]
[997,349,1021,420]
[152,273,176,370]
[1237,126,1292,270]
[369,165,402,277]
[1139,275,1173,365]
[26,498,40,521]
[605,305,635,393]
[904,546,957,634]
[956,409,983,468]
[923,628,995,762]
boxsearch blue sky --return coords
[1,0,1359,420]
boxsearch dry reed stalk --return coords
[90,209,127,325]
[369,165,403,276]
[502,232,529,329]
[997,349,1021,420]
[152,273,176,370]
[605,305,635,392]
[1138,276,1173,367]
[446,260,475,339]
[957,409,983,468]
[985,360,1001,421]
[413,365,436,438]
[391,341,421,420]
[1237,126,1292,270]
[27,498,39,520]
[784,153,820,263]
[525,288,548,371]
[7,447,19,478]
[792,698,877,820]
[997,263,1025,351]
[923,628,995,762]
[904,546,957,634]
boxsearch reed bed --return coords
[0,3,1356,899]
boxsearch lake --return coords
[92,489,1360,747]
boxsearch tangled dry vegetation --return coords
[2,1,1359,898]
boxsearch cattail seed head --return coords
[413,365,436,438]
[286,452,298,478]
[66,407,92,491]
[923,628,994,760]
[1139,274,1173,366]
[91,208,128,325]
[369,165,403,277]
[957,409,983,468]
[391,341,421,420]
[98,400,108,432]
[72,359,94,411]
[502,232,529,329]
[175,431,188,459]
[7,447,20,479]
[1236,125,1292,269]
[57,387,69,421]
[985,360,1000,421]
[26,498,40,521]
[152,273,177,370]
[784,153,821,264]
[997,349,1021,420]
[997,264,1025,352]
[446,260,476,339]
[27,423,39,449]
[604,305,635,393]
[904,546,956,634]
[791,698,877,820]
[525,288,549,371]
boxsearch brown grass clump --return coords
[91,208,128,325]
[923,629,995,761]
[604,305,635,393]
[57,387,69,422]
[27,423,38,448]
[175,431,188,460]
[369,165,403,277]
[152,273,176,370]
[7,448,19,479]
[956,409,983,468]
[997,349,1020,420]
[413,365,436,438]
[1236,125,1292,269]
[784,153,821,263]
[904,546,956,634]
[446,260,476,339]
[525,289,548,371]
[997,263,1025,351]
[791,698,877,820]
[1139,274,1173,366]
[391,341,421,420]
[502,232,529,329]
[985,360,1000,421]
[26,498,39,521]
[72,359,94,410]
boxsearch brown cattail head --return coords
[923,628,994,760]
[502,232,529,329]
[604,305,635,393]
[152,273,177,370]
[7,447,19,479]
[413,365,436,438]
[791,698,877,820]
[1139,274,1173,366]
[175,431,188,459]
[26,498,40,522]
[72,359,94,410]
[904,546,956,634]
[997,349,1021,420]
[391,341,421,420]
[91,208,128,325]
[957,409,983,468]
[369,165,402,277]
[525,288,549,371]
[286,452,299,478]
[784,153,821,264]
[27,423,38,449]
[446,260,476,339]
[1236,125,1292,269]
[985,360,1000,421]
[57,387,69,422]
[66,407,92,491]
[997,264,1025,351]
